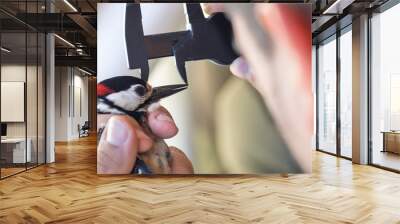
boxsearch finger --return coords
[169,147,194,174]
[135,128,154,153]
[230,57,253,81]
[97,116,139,174]
[202,3,225,15]
[147,105,178,139]
[101,115,153,154]
[120,116,153,153]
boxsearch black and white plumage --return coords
[97,76,186,174]
[97,76,150,115]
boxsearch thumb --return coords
[97,116,139,174]
[230,57,253,81]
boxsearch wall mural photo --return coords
[96,3,312,174]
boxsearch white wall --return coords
[71,74,89,138]
[55,67,89,141]
[55,67,68,141]
[1,64,46,164]
[1,65,37,138]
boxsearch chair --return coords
[79,121,90,138]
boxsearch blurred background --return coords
[98,3,301,174]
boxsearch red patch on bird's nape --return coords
[97,84,114,97]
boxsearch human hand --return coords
[203,3,313,172]
[97,106,193,174]
[202,4,254,82]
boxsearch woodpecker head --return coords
[97,76,186,115]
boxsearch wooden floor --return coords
[1,136,400,223]
[1,163,44,178]
[1,167,26,178]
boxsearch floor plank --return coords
[0,135,399,223]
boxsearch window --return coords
[312,45,317,149]
[339,28,352,158]
[0,1,47,179]
[317,36,337,154]
[370,2,400,171]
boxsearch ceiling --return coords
[310,0,389,43]
[0,0,393,74]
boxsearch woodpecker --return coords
[97,76,186,174]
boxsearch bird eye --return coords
[134,85,146,97]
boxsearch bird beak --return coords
[144,84,187,105]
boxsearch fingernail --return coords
[106,118,128,147]
[231,57,251,78]
[156,113,174,123]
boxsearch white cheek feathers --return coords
[97,101,125,114]
[105,85,146,111]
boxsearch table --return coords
[1,138,32,164]
[381,131,400,154]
